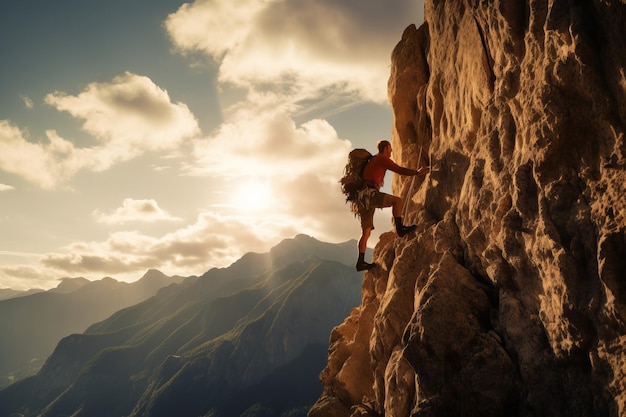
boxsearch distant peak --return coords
[140,269,168,280]
[292,233,315,242]
[51,277,90,293]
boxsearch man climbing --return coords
[356,140,428,271]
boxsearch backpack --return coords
[339,148,372,206]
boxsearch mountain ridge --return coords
[0,235,365,417]
[0,269,184,387]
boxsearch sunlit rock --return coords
[311,0,626,416]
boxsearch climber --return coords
[355,140,429,271]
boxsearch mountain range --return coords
[0,234,365,417]
[0,288,44,301]
[0,270,184,387]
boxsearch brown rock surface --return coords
[310,1,626,416]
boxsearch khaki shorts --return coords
[359,189,395,230]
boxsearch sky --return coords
[0,0,424,290]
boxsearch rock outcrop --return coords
[311,1,626,416]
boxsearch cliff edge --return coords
[311,1,626,416]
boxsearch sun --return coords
[232,179,275,213]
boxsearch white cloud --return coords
[93,198,182,225]
[0,73,200,189]
[0,120,76,188]
[39,211,300,278]
[29,187,362,282]
[0,264,58,291]
[0,184,14,191]
[165,0,422,103]
[164,0,268,59]
[45,72,199,152]
[1,178,360,285]
[191,104,351,178]
[188,100,359,239]
[20,95,34,109]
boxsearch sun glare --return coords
[233,179,274,213]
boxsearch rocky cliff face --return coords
[311,1,626,416]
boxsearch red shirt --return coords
[362,154,403,189]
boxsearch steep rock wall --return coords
[311,1,626,416]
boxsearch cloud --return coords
[0,120,76,188]
[0,73,199,189]
[93,198,182,225]
[20,95,34,109]
[32,183,363,282]
[0,184,14,191]
[165,0,422,103]
[4,176,361,285]
[45,71,199,152]
[191,102,351,178]
[164,0,265,59]
[40,211,300,278]
[0,264,58,291]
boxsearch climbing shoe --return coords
[396,223,417,237]
[356,259,376,271]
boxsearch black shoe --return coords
[356,260,376,271]
[396,223,417,237]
